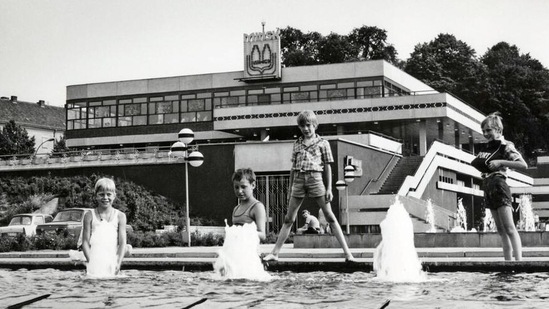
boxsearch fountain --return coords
[212,220,271,281]
[483,208,496,232]
[451,198,467,232]
[373,197,426,282]
[518,194,535,231]
[424,199,437,233]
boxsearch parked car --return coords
[35,208,93,243]
[0,213,54,237]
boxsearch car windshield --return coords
[53,210,83,222]
[9,216,32,225]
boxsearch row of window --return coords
[66,79,408,130]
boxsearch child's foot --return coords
[345,256,356,263]
[263,253,278,261]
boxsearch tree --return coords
[404,33,487,104]
[279,25,400,67]
[348,25,398,64]
[52,135,70,156]
[0,120,35,156]
[480,42,549,156]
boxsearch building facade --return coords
[54,30,538,231]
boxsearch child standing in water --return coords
[82,177,128,276]
[232,168,267,241]
[264,110,355,262]
[471,112,527,261]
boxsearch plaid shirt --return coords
[291,134,334,172]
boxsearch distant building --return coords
[0,96,65,155]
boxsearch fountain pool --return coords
[1,268,548,308]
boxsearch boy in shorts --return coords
[263,110,355,262]
[471,112,527,260]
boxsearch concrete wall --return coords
[294,232,549,248]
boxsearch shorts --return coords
[291,171,326,198]
[482,174,512,210]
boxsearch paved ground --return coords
[1,244,549,272]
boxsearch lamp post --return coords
[170,128,204,247]
[343,165,355,234]
[34,138,55,157]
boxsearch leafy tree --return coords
[479,42,549,156]
[279,25,399,67]
[52,135,70,156]
[404,33,487,104]
[348,25,398,64]
[0,120,35,156]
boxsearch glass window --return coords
[96,106,111,118]
[149,115,163,125]
[118,117,132,127]
[197,111,212,122]
[103,118,116,127]
[291,92,310,103]
[134,116,147,125]
[124,104,141,116]
[301,85,317,91]
[258,94,270,105]
[327,89,346,100]
[181,112,196,123]
[165,113,179,123]
[88,118,101,128]
[189,99,205,111]
[157,102,173,113]
[67,109,79,120]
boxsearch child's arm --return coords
[115,212,127,274]
[252,202,267,241]
[324,164,333,202]
[81,211,92,263]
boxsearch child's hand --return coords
[488,160,503,170]
[326,190,333,203]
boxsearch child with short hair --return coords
[231,168,267,240]
[264,110,355,262]
[81,177,128,277]
[471,112,527,261]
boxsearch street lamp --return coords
[343,165,355,234]
[170,128,204,247]
[34,138,55,157]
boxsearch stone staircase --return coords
[377,156,424,194]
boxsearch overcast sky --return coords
[1,0,548,107]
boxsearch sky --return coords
[1,0,548,107]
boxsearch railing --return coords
[0,146,180,168]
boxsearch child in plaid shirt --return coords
[264,110,355,262]
[471,112,527,261]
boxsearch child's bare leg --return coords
[493,207,522,261]
[316,197,354,261]
[267,196,303,257]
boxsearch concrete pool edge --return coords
[1,245,549,273]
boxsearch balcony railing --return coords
[0,146,184,169]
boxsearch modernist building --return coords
[60,29,536,232]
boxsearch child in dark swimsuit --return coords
[232,168,267,241]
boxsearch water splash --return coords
[213,220,271,281]
[451,198,467,232]
[373,198,426,282]
[483,209,496,232]
[425,199,437,233]
[518,194,535,231]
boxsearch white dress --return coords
[86,208,120,278]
